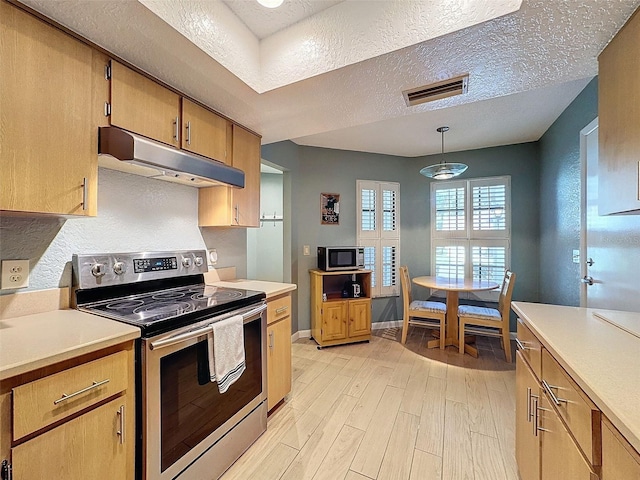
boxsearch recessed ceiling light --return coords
[257,0,283,8]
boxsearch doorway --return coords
[247,163,285,282]
[580,118,640,311]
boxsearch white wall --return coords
[0,168,246,293]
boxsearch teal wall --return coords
[538,77,598,306]
[262,139,541,333]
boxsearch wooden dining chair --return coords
[457,270,516,362]
[399,266,447,348]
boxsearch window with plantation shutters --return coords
[431,176,510,301]
[357,180,400,297]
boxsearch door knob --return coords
[585,257,594,266]
[581,276,594,285]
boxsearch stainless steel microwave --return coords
[317,246,365,271]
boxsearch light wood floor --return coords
[221,327,517,480]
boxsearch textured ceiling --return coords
[18,0,640,158]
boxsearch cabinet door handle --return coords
[269,331,274,350]
[275,306,288,314]
[526,387,532,421]
[53,379,110,405]
[173,116,180,143]
[82,177,88,211]
[515,338,526,351]
[536,403,552,434]
[186,121,191,145]
[117,405,125,444]
[542,379,567,406]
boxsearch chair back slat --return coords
[498,270,516,324]
[399,265,412,305]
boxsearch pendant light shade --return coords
[257,0,283,8]
[420,126,468,180]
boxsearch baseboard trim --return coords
[292,321,403,341]
[292,330,310,341]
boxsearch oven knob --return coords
[91,263,107,277]
[194,256,204,267]
[182,258,192,268]
[113,262,127,275]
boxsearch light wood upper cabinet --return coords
[0,1,100,216]
[109,60,181,147]
[598,7,640,214]
[182,98,232,164]
[199,124,261,227]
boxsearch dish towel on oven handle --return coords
[207,314,246,394]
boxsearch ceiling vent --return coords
[402,74,469,107]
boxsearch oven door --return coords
[142,302,267,480]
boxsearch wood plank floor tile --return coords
[311,425,365,480]
[442,400,474,480]
[486,385,518,480]
[471,432,509,480]
[242,442,298,480]
[344,471,371,480]
[345,365,394,431]
[281,395,359,480]
[400,367,429,417]
[350,385,404,478]
[465,368,497,438]
[415,376,446,457]
[445,364,468,404]
[410,449,442,480]
[377,411,420,480]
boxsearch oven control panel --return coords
[73,250,207,289]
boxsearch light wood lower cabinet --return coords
[12,397,128,479]
[601,417,640,479]
[515,321,600,480]
[0,1,101,216]
[515,351,540,480]
[199,125,261,227]
[266,293,292,411]
[538,391,597,480]
[309,269,372,348]
[0,343,135,479]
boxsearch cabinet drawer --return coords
[601,416,640,479]
[13,350,129,439]
[516,319,542,379]
[267,294,291,325]
[541,349,601,466]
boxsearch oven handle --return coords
[149,303,267,351]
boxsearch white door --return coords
[581,120,640,311]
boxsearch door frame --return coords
[579,117,599,307]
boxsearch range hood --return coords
[98,126,244,188]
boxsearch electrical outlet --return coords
[1,260,30,289]
[572,249,580,264]
[303,245,310,256]
[208,249,218,265]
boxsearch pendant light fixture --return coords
[419,126,468,180]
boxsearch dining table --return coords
[412,276,499,356]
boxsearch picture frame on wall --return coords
[321,193,340,225]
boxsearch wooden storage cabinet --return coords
[601,417,640,479]
[598,7,640,214]
[515,321,602,480]
[266,293,292,411]
[182,98,232,163]
[0,343,135,479]
[0,1,100,216]
[199,125,261,227]
[109,59,181,147]
[515,351,540,480]
[309,269,372,348]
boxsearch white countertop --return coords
[512,302,640,453]
[205,276,297,299]
[0,309,140,380]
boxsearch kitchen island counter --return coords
[0,309,140,380]
[512,301,640,454]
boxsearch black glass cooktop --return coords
[78,283,265,336]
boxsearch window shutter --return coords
[381,185,399,238]
[432,181,466,239]
[470,177,510,238]
[379,241,400,296]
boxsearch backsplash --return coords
[0,168,244,293]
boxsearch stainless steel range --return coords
[72,250,267,480]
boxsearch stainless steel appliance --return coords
[317,246,365,271]
[72,250,267,480]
